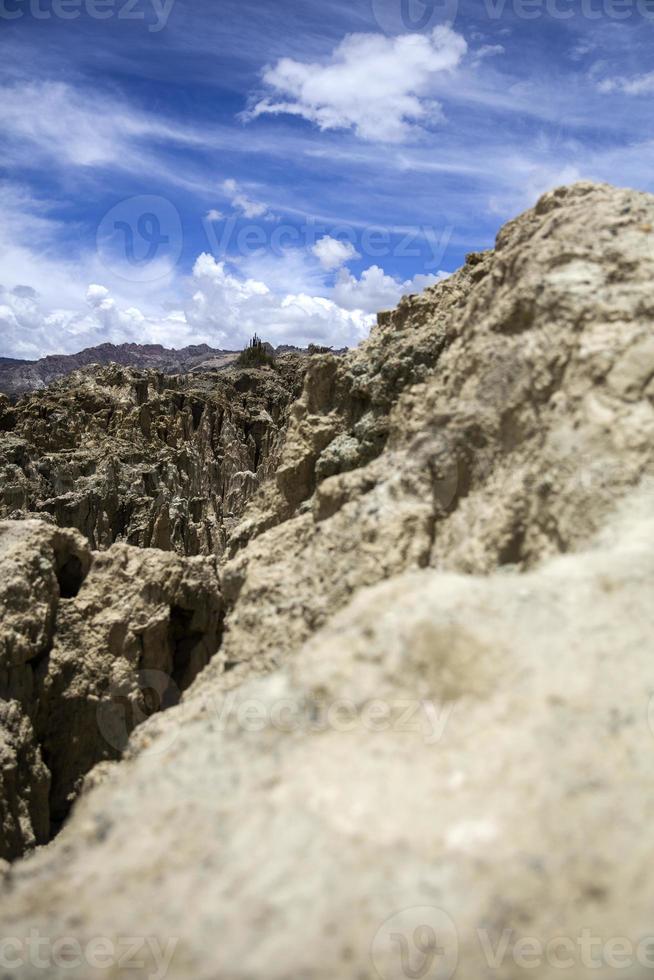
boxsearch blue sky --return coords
[1,0,653,357]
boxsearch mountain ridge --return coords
[0,341,320,400]
[0,342,239,399]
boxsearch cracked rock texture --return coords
[210,181,654,685]
[1,182,654,978]
[0,520,222,861]
[0,357,305,558]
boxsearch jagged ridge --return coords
[0,357,306,557]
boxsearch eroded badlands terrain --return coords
[1,182,654,979]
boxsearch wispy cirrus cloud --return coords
[597,71,654,95]
[0,81,207,171]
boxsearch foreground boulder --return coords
[1,182,654,977]
[1,488,653,978]
[0,520,222,860]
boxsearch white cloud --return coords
[0,81,206,174]
[312,236,360,270]
[332,265,448,313]
[598,72,654,96]
[0,279,198,360]
[0,79,299,198]
[186,253,371,349]
[0,181,450,358]
[222,178,271,219]
[570,41,595,62]
[245,26,467,143]
[205,209,224,222]
[0,224,378,357]
[472,44,505,62]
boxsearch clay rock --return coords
[0,702,49,864]
[0,359,305,559]
[216,182,654,680]
[0,520,223,860]
[0,521,92,859]
[2,181,654,976]
[0,521,91,675]
[1,488,653,978]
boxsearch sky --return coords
[1,0,654,359]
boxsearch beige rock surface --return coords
[1,487,653,979]
[1,182,654,978]
[0,520,222,860]
[209,181,654,684]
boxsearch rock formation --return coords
[0,341,344,400]
[1,182,654,978]
[0,342,239,400]
[0,520,222,861]
[0,357,306,558]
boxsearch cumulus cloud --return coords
[0,251,380,359]
[0,185,446,358]
[312,236,361,270]
[332,265,449,313]
[0,280,199,359]
[205,209,224,222]
[186,253,371,349]
[222,179,271,219]
[245,26,467,143]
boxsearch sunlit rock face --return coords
[2,183,654,980]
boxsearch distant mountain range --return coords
[0,342,310,399]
